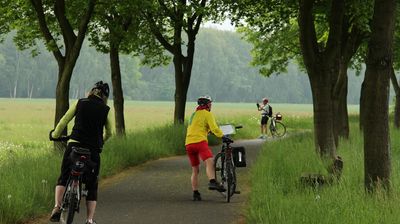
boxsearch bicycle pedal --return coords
[234,191,241,194]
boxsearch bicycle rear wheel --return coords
[214,152,225,185]
[271,121,286,137]
[66,183,78,224]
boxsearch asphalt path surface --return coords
[40,139,265,224]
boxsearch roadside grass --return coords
[247,117,400,224]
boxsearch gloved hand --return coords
[256,103,260,109]
[222,135,232,143]
[49,130,55,141]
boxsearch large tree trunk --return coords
[333,65,349,141]
[390,67,400,128]
[308,66,337,159]
[362,0,395,192]
[298,0,344,179]
[110,41,126,136]
[53,62,73,150]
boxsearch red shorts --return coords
[185,141,213,167]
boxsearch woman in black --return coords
[49,81,112,224]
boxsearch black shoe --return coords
[49,207,61,222]
[193,191,202,201]
[208,181,226,192]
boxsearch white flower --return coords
[315,195,320,200]
[7,194,11,199]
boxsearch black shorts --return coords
[261,115,269,125]
[57,142,100,201]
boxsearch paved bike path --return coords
[44,139,265,224]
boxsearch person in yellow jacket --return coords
[185,95,226,201]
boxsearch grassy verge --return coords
[247,117,400,224]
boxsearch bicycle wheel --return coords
[225,159,236,203]
[272,121,286,137]
[66,183,78,224]
[214,153,225,185]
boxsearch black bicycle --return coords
[214,125,246,203]
[50,134,93,224]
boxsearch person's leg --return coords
[204,157,215,180]
[85,151,100,223]
[86,201,97,222]
[262,124,267,136]
[191,165,200,190]
[54,185,65,207]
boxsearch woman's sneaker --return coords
[208,181,226,192]
[193,191,202,201]
[49,206,61,222]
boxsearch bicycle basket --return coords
[232,146,246,167]
[276,113,282,120]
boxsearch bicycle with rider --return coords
[49,81,112,224]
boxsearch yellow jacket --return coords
[185,109,224,145]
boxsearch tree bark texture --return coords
[333,70,349,140]
[390,67,400,128]
[362,0,396,192]
[110,40,126,136]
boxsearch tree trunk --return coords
[110,41,126,137]
[395,95,400,128]
[333,65,349,140]
[337,82,349,139]
[53,63,73,151]
[308,68,337,159]
[298,0,345,179]
[173,53,187,124]
[390,67,400,128]
[362,0,395,192]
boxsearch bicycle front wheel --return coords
[225,159,236,203]
[271,121,286,137]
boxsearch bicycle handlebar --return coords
[222,136,234,144]
[49,130,70,142]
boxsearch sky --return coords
[203,20,235,31]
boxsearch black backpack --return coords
[268,105,273,117]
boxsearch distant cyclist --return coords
[185,95,226,201]
[49,81,112,224]
[256,98,272,139]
